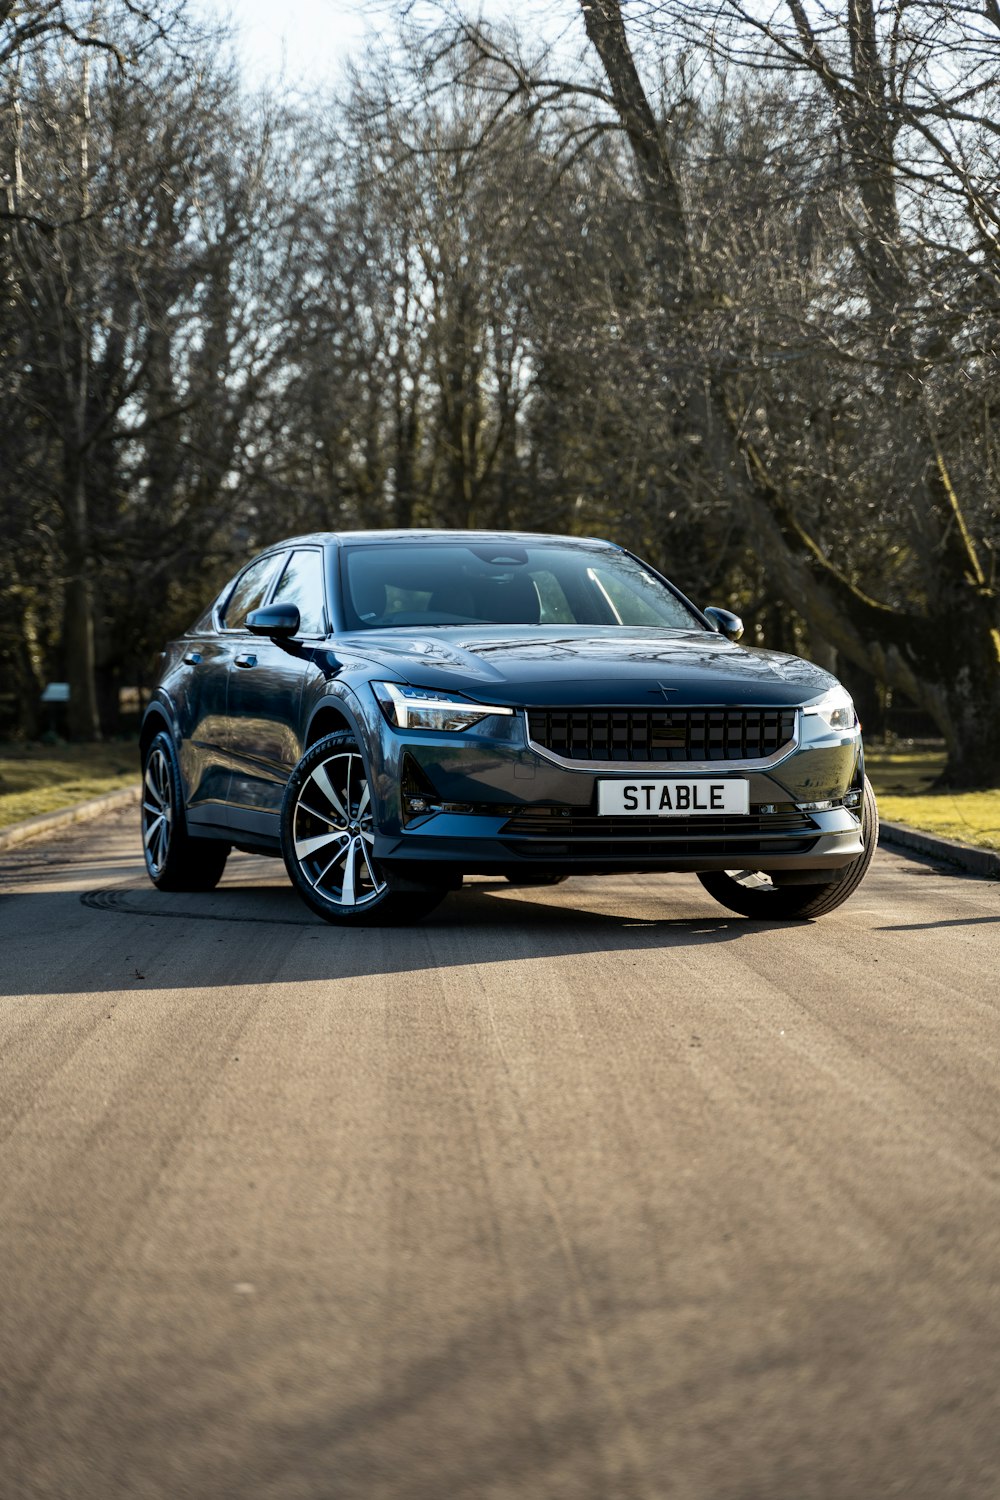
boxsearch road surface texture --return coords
[2,803,999,1500]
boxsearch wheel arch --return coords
[304,697,362,749]
[139,702,173,761]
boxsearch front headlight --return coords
[803,686,858,731]
[372,681,514,733]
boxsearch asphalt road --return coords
[1,806,999,1500]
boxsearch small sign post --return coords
[40,682,71,735]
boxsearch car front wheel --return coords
[696,776,878,920]
[280,731,449,926]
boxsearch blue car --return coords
[140,530,877,923]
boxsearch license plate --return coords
[597,778,749,816]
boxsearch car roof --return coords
[262,530,622,551]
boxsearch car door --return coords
[226,546,328,832]
[179,556,281,832]
[176,630,236,830]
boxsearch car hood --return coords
[336,625,837,707]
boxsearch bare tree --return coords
[6,0,995,781]
[270,44,551,535]
[544,0,1000,784]
[0,0,191,75]
[1,6,295,734]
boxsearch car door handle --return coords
[183,651,203,665]
[234,652,257,669]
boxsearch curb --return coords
[879,820,1000,879]
[0,783,141,851]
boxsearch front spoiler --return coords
[375,822,865,879]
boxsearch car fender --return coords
[140,690,181,753]
[302,679,406,830]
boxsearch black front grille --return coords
[526,707,797,763]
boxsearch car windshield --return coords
[340,541,703,631]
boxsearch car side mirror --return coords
[704,606,744,642]
[246,603,301,639]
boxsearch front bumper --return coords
[353,696,866,877]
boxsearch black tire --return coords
[281,731,449,926]
[503,873,569,887]
[141,731,230,892]
[696,777,878,920]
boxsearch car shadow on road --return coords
[874,914,1000,931]
[0,871,802,995]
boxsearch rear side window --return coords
[220,552,285,630]
[271,549,327,636]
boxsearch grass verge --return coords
[0,740,139,831]
[866,742,1000,852]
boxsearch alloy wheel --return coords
[142,745,174,876]
[289,751,387,910]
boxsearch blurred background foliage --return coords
[1,1,998,781]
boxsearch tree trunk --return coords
[6,614,43,740]
[62,455,101,741]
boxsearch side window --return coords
[220,553,284,630]
[271,549,327,636]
